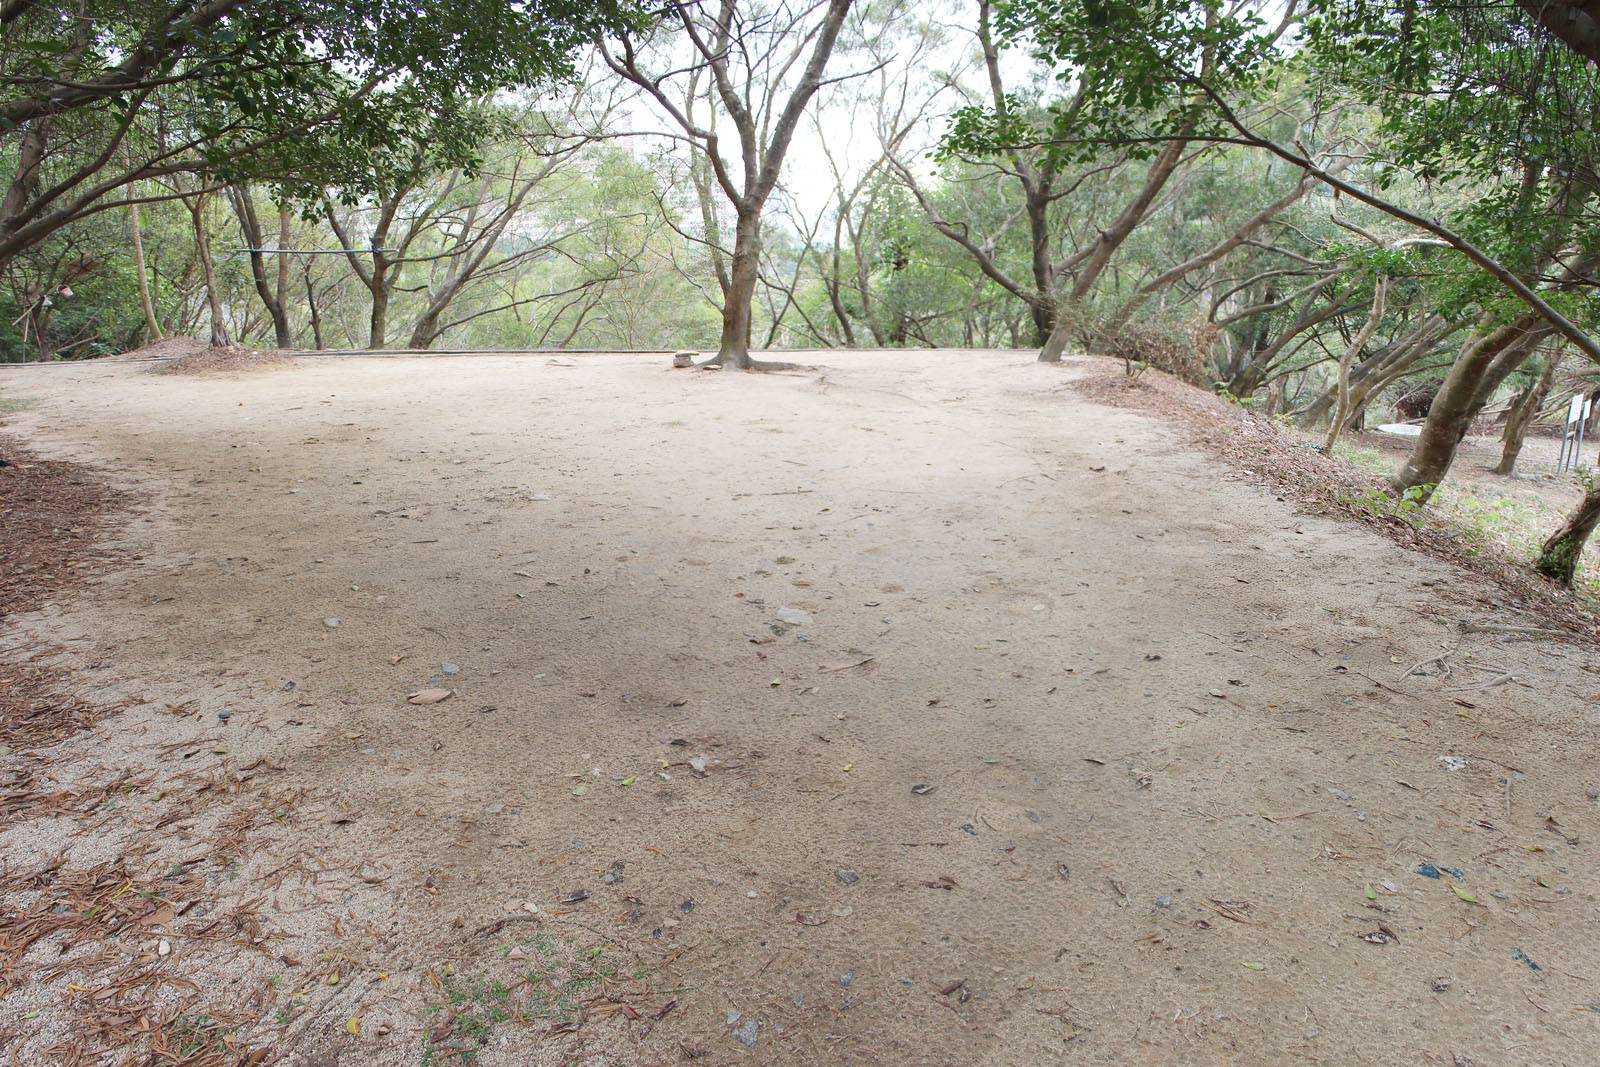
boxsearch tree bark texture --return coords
[1391,317,1544,500]
[127,181,162,343]
[1496,352,1563,475]
[1536,485,1600,584]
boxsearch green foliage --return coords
[944,0,1290,164]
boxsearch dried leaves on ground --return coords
[0,437,124,619]
[1073,364,1600,643]
[151,344,291,376]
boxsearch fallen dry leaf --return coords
[408,688,453,705]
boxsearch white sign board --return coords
[1569,394,1585,424]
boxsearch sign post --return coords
[1558,394,1586,473]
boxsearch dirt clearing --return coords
[2,350,1599,1066]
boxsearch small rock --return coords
[688,756,708,774]
[157,939,171,957]
[792,993,804,1007]
[775,606,812,626]
[726,1011,741,1026]
[1155,894,1172,909]
[324,618,340,628]
[217,711,231,722]
[733,1020,758,1048]
[836,868,859,885]
[441,662,460,675]
[841,971,853,989]
[1328,787,1349,800]
[1586,784,1599,800]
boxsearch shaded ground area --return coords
[2,351,1600,1066]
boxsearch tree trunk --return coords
[1496,352,1563,475]
[230,186,293,348]
[127,182,162,343]
[304,270,324,349]
[1039,136,1192,362]
[369,252,390,349]
[1392,317,1541,500]
[276,207,290,340]
[1296,314,1448,428]
[1326,274,1389,452]
[188,192,230,348]
[715,208,761,367]
[1535,485,1600,584]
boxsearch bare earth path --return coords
[3,350,1599,1066]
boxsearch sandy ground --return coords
[3,350,1600,1066]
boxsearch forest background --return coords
[5,0,1600,570]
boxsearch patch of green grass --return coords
[423,975,513,1067]
[167,1013,236,1058]
[423,937,632,1066]
[0,394,35,414]
[1323,430,1600,592]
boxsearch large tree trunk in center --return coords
[1392,316,1545,500]
[369,253,390,350]
[713,210,762,368]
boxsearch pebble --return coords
[836,868,859,885]
[217,711,231,722]
[1155,894,1172,909]
[323,618,340,628]
[775,606,813,626]
[441,662,460,675]
[733,1020,758,1048]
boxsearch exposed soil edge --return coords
[1070,362,1600,645]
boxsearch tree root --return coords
[698,355,809,372]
